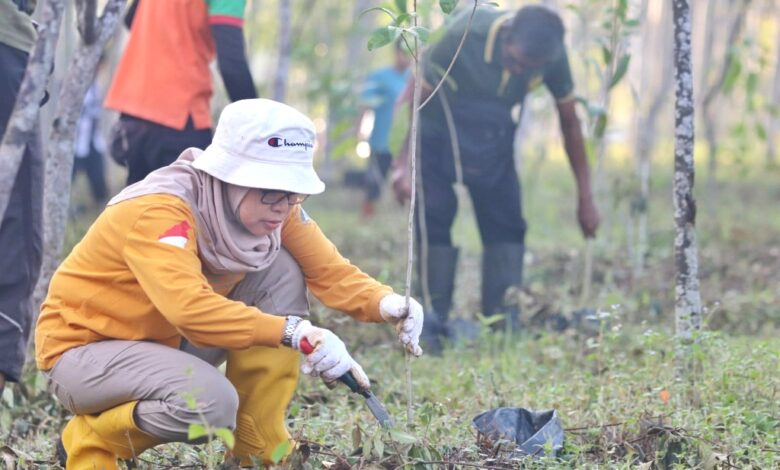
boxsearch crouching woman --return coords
[35,99,423,469]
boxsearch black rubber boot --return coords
[418,245,459,354]
[481,243,525,332]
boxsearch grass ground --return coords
[1,159,778,469]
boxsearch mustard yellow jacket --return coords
[36,194,392,370]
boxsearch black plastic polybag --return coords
[472,407,563,458]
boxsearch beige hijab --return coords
[108,148,281,274]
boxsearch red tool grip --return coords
[300,337,314,354]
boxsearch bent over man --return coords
[394,5,600,350]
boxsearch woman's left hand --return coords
[379,294,424,356]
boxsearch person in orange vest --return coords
[37,99,424,469]
[106,0,258,185]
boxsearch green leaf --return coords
[362,434,373,458]
[427,24,447,45]
[187,423,208,441]
[601,46,612,66]
[373,432,385,458]
[396,13,412,26]
[594,113,608,138]
[359,6,397,22]
[352,424,362,451]
[368,27,400,51]
[389,429,418,444]
[439,0,460,14]
[214,428,235,449]
[477,313,505,327]
[745,71,758,95]
[616,0,628,20]
[331,136,358,159]
[755,123,767,141]
[407,26,430,44]
[2,386,13,408]
[624,18,641,28]
[723,56,742,94]
[289,402,301,418]
[608,54,631,90]
[271,440,291,464]
[394,0,407,14]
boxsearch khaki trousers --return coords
[45,249,308,443]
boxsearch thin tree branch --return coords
[417,0,480,111]
[402,0,424,430]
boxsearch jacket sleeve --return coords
[211,24,257,102]
[281,206,393,323]
[122,204,285,348]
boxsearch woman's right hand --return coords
[291,320,370,390]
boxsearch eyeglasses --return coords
[259,190,309,206]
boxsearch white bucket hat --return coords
[192,99,325,194]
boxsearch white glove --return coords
[291,320,370,389]
[379,294,424,356]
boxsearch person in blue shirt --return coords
[356,41,411,218]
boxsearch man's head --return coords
[394,40,412,71]
[501,5,565,76]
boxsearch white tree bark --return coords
[0,0,65,220]
[273,0,291,101]
[31,0,127,318]
[672,0,702,346]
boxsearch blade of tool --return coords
[363,390,393,427]
[339,371,393,428]
[300,338,394,427]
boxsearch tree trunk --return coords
[0,0,65,220]
[672,0,702,357]
[31,0,127,322]
[273,0,291,101]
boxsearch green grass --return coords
[2,160,779,468]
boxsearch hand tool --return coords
[300,337,393,427]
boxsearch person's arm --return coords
[281,206,393,322]
[208,0,257,101]
[211,24,257,101]
[557,99,600,238]
[544,50,600,238]
[123,204,285,349]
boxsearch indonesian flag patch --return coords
[158,221,191,248]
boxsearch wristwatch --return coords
[281,315,303,347]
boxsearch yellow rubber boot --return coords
[61,401,161,469]
[226,345,300,466]
[61,415,119,470]
[83,401,160,460]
